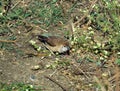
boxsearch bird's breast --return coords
[46,45,68,53]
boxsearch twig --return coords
[49,69,59,77]
[11,0,22,10]
[0,39,17,43]
[44,75,68,91]
[72,63,90,79]
[23,52,47,58]
[49,67,63,77]
[115,65,120,91]
[67,20,74,40]
[42,43,55,55]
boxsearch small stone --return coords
[31,65,40,70]
[102,73,108,77]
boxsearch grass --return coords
[72,0,120,60]
[0,82,42,91]
[28,0,67,28]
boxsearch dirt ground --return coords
[0,0,119,91]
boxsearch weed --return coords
[0,82,42,91]
[71,0,120,60]
[29,0,66,28]
[89,0,120,49]
[115,59,120,66]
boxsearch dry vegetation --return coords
[0,0,120,91]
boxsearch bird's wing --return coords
[38,35,68,47]
[45,36,61,46]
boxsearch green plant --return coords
[29,0,66,28]
[115,59,120,66]
[0,82,42,91]
[89,0,120,49]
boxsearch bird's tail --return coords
[38,35,48,42]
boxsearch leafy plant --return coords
[29,0,66,28]
[115,59,120,66]
[0,82,42,91]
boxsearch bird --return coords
[38,35,70,54]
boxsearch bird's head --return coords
[59,45,70,53]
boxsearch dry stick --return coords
[49,67,62,77]
[72,63,90,79]
[24,52,47,58]
[44,75,68,91]
[74,0,98,26]
[42,43,55,55]
[11,0,33,11]
[49,69,58,77]
[108,73,117,82]
[115,65,120,91]
[67,20,74,40]
[0,39,17,43]
[11,0,22,10]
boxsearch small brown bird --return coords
[38,35,70,54]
